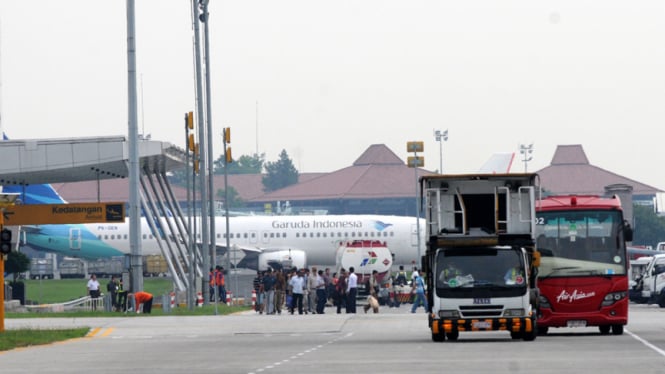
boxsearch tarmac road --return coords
[2,303,665,373]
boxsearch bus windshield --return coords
[536,210,626,277]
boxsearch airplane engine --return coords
[258,250,306,271]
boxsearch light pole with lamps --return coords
[519,143,534,173]
[406,141,424,262]
[434,129,448,174]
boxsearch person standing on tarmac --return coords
[346,266,358,313]
[315,269,327,314]
[274,269,286,314]
[335,268,347,314]
[411,274,429,313]
[263,268,277,315]
[86,274,101,311]
[253,271,265,314]
[289,268,305,315]
[107,276,119,311]
[216,266,227,303]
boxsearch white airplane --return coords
[21,212,424,272]
[9,174,424,271]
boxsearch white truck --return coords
[421,173,540,342]
[629,256,653,303]
[638,254,665,307]
[335,240,393,295]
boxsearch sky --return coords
[1,1,665,190]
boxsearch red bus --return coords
[535,195,633,335]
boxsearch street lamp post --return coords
[406,141,424,263]
[434,129,448,174]
[519,143,534,173]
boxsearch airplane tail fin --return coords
[2,184,68,204]
[478,152,515,174]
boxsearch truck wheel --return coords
[523,322,538,341]
[599,325,611,335]
[537,326,549,335]
[431,332,445,342]
[446,331,459,341]
[611,324,624,335]
[510,331,522,340]
[658,292,665,308]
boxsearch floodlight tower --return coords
[434,129,448,174]
[519,143,534,173]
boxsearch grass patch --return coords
[6,304,250,318]
[6,278,251,317]
[0,327,90,351]
[20,278,176,305]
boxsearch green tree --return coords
[632,204,665,248]
[214,153,265,175]
[216,186,245,209]
[5,250,30,282]
[262,149,299,192]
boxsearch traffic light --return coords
[0,228,12,255]
[223,128,231,144]
[188,134,195,152]
[185,111,194,130]
[225,147,232,163]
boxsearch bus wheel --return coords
[599,325,611,335]
[431,331,445,342]
[446,331,459,341]
[611,324,624,335]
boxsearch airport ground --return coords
[2,303,665,373]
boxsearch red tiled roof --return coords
[248,144,433,202]
[536,145,661,195]
[54,179,190,203]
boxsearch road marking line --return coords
[247,332,353,374]
[626,329,665,357]
[100,328,115,337]
[86,327,102,337]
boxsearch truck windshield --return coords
[436,247,526,290]
[536,210,626,277]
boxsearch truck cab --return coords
[639,254,665,307]
[421,173,540,342]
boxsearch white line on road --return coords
[626,329,665,358]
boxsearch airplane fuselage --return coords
[24,214,425,269]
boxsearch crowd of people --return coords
[250,265,427,315]
[84,264,434,315]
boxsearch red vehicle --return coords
[535,195,633,335]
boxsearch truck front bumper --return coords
[430,315,535,334]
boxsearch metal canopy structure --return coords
[0,135,200,293]
[0,136,186,186]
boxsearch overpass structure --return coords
[0,135,201,292]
